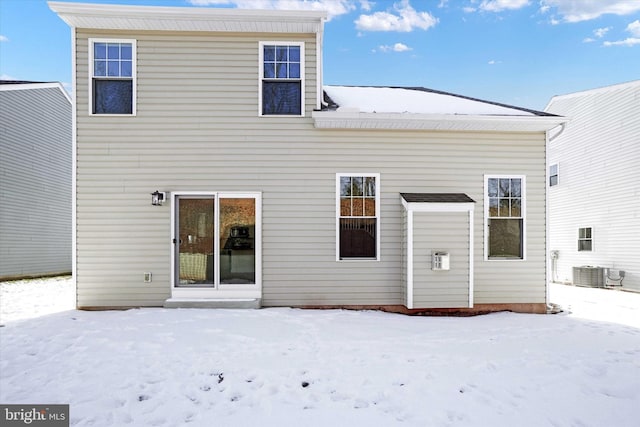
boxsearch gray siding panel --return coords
[74,30,548,307]
[0,86,72,278]
[412,212,469,308]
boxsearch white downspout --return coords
[71,26,78,309]
[316,19,325,110]
[545,122,566,310]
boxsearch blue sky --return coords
[1,0,639,110]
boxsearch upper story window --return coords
[485,175,526,260]
[549,163,559,187]
[337,174,380,261]
[259,42,304,116]
[578,227,593,251]
[89,38,136,115]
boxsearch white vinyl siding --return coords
[546,81,640,291]
[73,29,547,308]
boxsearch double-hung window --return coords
[259,42,304,116]
[89,38,136,115]
[485,175,525,260]
[549,163,559,187]
[578,227,593,251]
[337,174,380,260]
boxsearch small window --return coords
[90,39,136,115]
[578,227,593,251]
[549,163,559,187]
[259,42,304,116]
[485,175,525,260]
[337,174,380,260]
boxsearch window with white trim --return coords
[549,163,559,187]
[89,38,136,115]
[485,175,525,260]
[578,227,593,251]
[259,42,304,116]
[337,174,380,260]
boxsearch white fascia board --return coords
[0,82,72,104]
[401,199,475,213]
[312,111,568,133]
[48,2,326,33]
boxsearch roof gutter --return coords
[312,111,568,133]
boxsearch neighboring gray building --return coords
[0,81,73,279]
[51,2,566,313]
[545,81,640,291]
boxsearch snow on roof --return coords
[323,85,548,117]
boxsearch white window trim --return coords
[258,41,305,117]
[549,163,559,187]
[170,191,262,300]
[484,174,527,261]
[88,38,137,116]
[578,226,593,252]
[335,173,381,262]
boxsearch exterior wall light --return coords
[151,191,166,206]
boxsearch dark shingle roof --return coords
[0,80,48,85]
[401,193,475,203]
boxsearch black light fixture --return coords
[151,191,166,206]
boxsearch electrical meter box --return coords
[432,251,450,271]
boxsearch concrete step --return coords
[163,298,261,309]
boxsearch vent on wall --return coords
[573,266,604,287]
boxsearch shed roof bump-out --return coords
[400,193,476,204]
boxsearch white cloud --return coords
[0,35,8,42]
[540,0,640,23]
[463,6,477,13]
[359,0,374,12]
[488,59,502,64]
[479,0,529,13]
[603,19,640,47]
[377,42,413,52]
[603,37,640,47]
[187,0,356,20]
[355,0,438,32]
[628,19,640,37]
[584,27,609,43]
[1,73,17,80]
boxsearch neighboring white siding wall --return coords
[74,29,548,307]
[546,81,640,291]
[0,85,72,278]
[412,212,469,308]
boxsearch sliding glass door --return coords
[173,193,260,290]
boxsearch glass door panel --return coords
[219,198,256,284]
[176,197,215,286]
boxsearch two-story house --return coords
[50,1,566,313]
[546,81,640,291]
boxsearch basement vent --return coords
[572,266,605,287]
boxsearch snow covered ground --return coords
[1,277,639,427]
